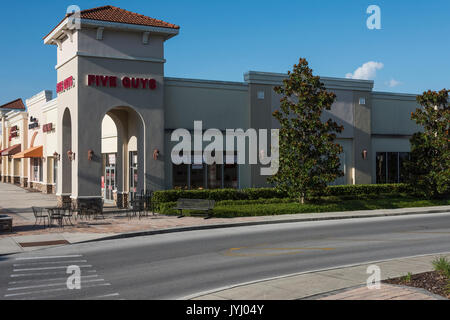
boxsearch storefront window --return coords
[376,152,410,184]
[173,164,189,189]
[32,158,43,182]
[399,152,410,183]
[190,162,206,190]
[224,163,238,188]
[53,158,58,184]
[171,154,239,190]
[387,152,399,183]
[207,164,222,189]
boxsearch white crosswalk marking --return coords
[14,265,92,272]
[9,275,98,285]
[15,255,83,260]
[14,260,87,267]
[3,254,120,300]
[8,279,106,291]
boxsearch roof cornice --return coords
[244,71,374,92]
[44,18,179,44]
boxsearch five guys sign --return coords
[87,75,157,90]
[57,76,75,94]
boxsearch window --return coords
[53,157,58,184]
[173,164,189,189]
[376,152,410,184]
[171,154,239,190]
[32,158,43,182]
[207,164,222,189]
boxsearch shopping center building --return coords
[0,6,423,208]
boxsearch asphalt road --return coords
[0,212,449,300]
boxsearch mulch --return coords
[384,271,449,299]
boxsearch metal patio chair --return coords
[47,208,64,228]
[32,206,49,228]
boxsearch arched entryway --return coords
[101,106,145,208]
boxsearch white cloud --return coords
[386,79,401,87]
[345,61,384,80]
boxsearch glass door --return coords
[104,154,116,202]
[129,151,138,200]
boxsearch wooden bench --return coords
[0,215,13,232]
[174,199,215,219]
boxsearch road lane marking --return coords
[15,255,82,261]
[92,293,120,299]
[7,279,105,291]
[225,246,335,257]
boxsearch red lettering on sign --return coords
[131,78,140,89]
[100,76,108,87]
[87,75,157,90]
[122,77,131,88]
[141,78,149,89]
[110,76,117,87]
[149,79,157,90]
[88,75,96,86]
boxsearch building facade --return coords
[0,6,422,208]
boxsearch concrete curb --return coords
[80,206,450,244]
[185,251,450,300]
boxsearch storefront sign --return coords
[87,75,157,90]
[43,123,53,133]
[9,126,19,140]
[29,116,39,130]
[57,76,75,94]
[108,154,116,165]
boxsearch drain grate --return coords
[19,240,70,247]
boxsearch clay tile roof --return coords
[79,6,179,29]
[44,5,179,39]
[0,98,26,111]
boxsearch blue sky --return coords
[0,0,449,105]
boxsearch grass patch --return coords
[401,272,413,283]
[157,195,450,218]
[432,257,450,278]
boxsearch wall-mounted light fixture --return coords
[362,149,368,160]
[67,150,75,161]
[153,149,160,160]
[88,150,94,161]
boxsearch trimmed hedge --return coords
[152,184,413,204]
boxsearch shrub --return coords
[152,184,412,204]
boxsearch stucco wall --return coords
[164,78,249,130]
[372,92,421,135]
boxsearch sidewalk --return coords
[190,253,450,300]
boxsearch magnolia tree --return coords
[269,58,344,204]
[405,89,449,198]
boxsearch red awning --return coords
[1,144,21,156]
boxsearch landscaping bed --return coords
[384,271,449,299]
[384,257,450,299]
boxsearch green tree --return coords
[269,58,344,204]
[405,89,449,198]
